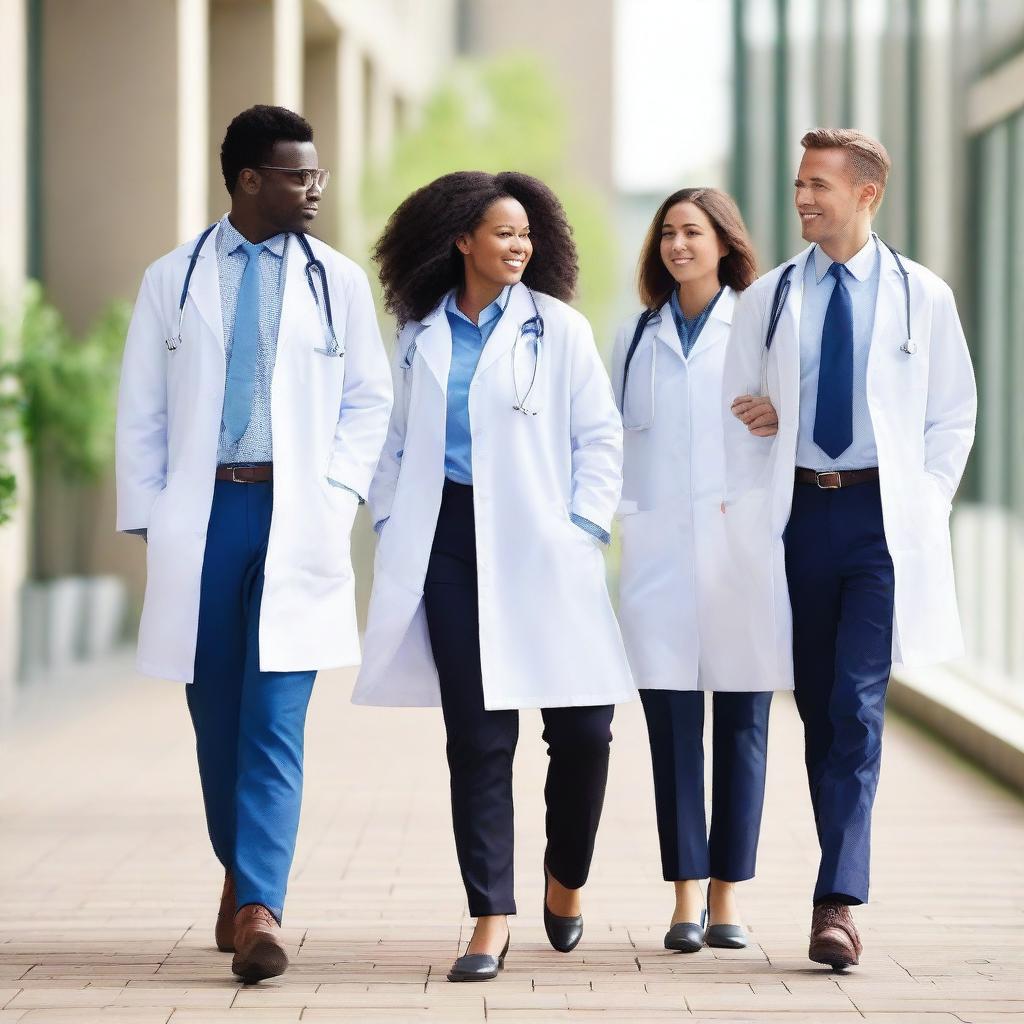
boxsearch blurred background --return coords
[0,0,1021,790]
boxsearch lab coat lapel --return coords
[868,240,903,368]
[653,301,685,363]
[408,299,452,389]
[277,234,319,353]
[475,282,533,379]
[687,286,735,361]
[186,222,225,350]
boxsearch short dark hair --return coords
[220,104,313,194]
[637,187,758,309]
[373,171,578,325]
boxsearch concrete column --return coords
[303,36,342,247]
[208,0,303,221]
[337,30,367,251]
[40,0,209,593]
[0,0,29,721]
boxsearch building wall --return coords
[729,0,1024,699]
[458,0,615,196]
[2,0,455,686]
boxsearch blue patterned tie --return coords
[222,240,263,443]
[813,262,854,458]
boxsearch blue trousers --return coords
[784,479,894,906]
[640,689,772,882]
[187,479,316,923]
[423,480,614,918]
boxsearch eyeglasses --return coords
[257,166,330,192]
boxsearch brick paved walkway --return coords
[0,655,1021,1022]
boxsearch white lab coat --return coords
[115,221,393,683]
[611,287,759,692]
[353,282,636,710]
[721,240,976,691]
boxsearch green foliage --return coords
[363,55,616,333]
[0,283,129,524]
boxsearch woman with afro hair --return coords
[353,171,635,981]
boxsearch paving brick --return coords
[0,665,1019,1022]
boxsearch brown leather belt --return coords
[795,467,879,489]
[215,464,273,483]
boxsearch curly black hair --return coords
[373,171,579,324]
[220,105,313,194]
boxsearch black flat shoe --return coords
[447,933,510,982]
[664,908,707,953]
[706,923,748,949]
[543,865,583,953]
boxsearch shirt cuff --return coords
[569,513,610,546]
[373,516,389,535]
[327,478,364,504]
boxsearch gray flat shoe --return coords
[664,909,707,953]
[706,923,748,949]
[447,934,510,982]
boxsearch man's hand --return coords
[731,395,779,437]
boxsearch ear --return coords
[454,233,471,256]
[858,181,878,213]
[238,168,261,196]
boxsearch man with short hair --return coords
[722,127,975,968]
[116,105,392,981]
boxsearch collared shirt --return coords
[797,235,881,470]
[443,287,510,485]
[216,215,289,465]
[669,287,723,358]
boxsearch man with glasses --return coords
[116,105,392,981]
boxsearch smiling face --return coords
[456,197,533,294]
[794,147,877,248]
[659,201,727,290]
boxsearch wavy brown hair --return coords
[373,171,579,325]
[636,187,757,309]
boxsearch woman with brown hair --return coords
[611,187,772,953]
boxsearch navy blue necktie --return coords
[813,262,854,458]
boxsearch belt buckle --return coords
[815,471,842,489]
[230,466,249,484]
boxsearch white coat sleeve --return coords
[325,268,394,502]
[923,283,977,501]
[366,327,411,529]
[115,267,168,532]
[721,284,774,506]
[568,316,623,536]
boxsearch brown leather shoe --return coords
[231,904,289,983]
[809,901,863,970]
[215,872,236,953]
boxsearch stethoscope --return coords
[164,222,342,357]
[762,235,915,393]
[400,287,547,415]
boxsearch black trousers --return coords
[423,480,614,917]
[639,689,772,883]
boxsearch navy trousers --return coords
[187,479,316,922]
[640,689,772,882]
[422,480,615,918]
[784,478,894,905]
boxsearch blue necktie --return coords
[813,262,854,458]
[222,240,263,443]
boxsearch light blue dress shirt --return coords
[444,288,510,484]
[797,236,881,470]
[216,216,288,465]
